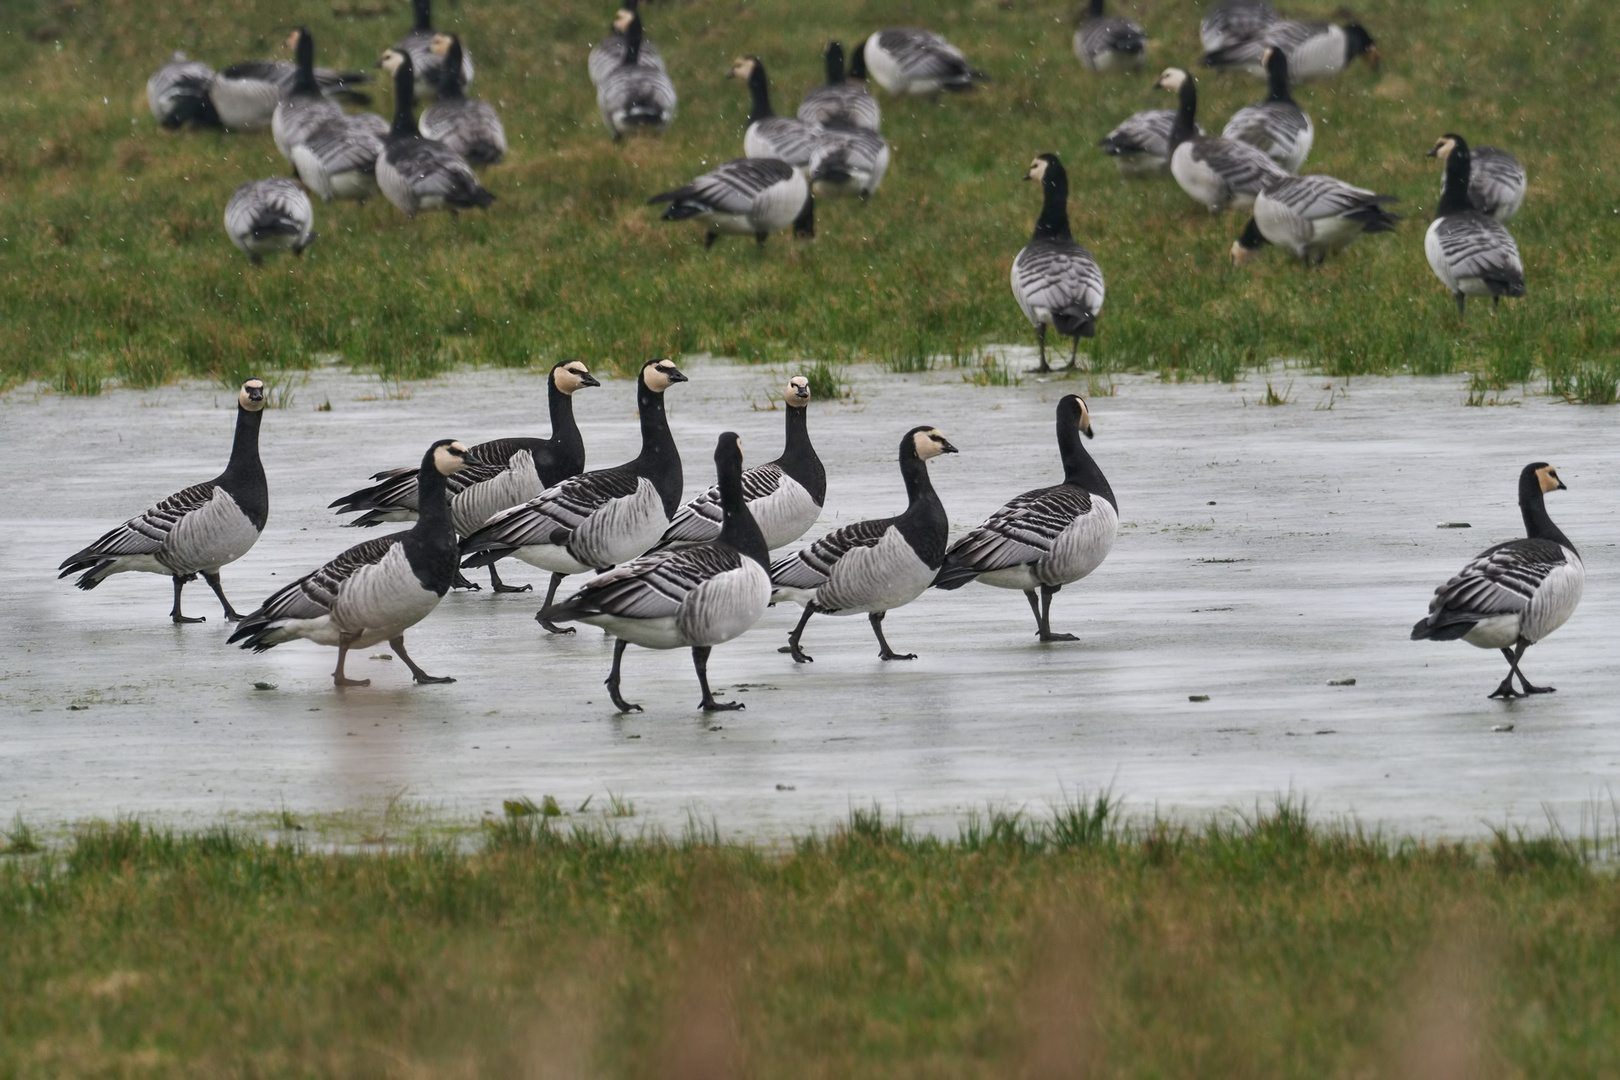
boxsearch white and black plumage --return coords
[229,441,469,687]
[459,359,688,635]
[1098,109,1201,178]
[419,34,506,166]
[1154,67,1288,213]
[1457,146,1526,222]
[1411,463,1583,699]
[659,376,826,552]
[1200,0,1278,53]
[1425,133,1526,314]
[208,60,370,133]
[808,124,891,201]
[849,29,986,96]
[272,28,344,161]
[331,361,599,593]
[797,41,881,132]
[543,432,773,713]
[291,110,390,203]
[596,9,677,139]
[649,157,814,249]
[935,396,1116,641]
[1231,174,1398,265]
[396,0,474,98]
[1221,47,1313,172]
[731,56,822,168]
[1074,0,1149,73]
[147,51,220,129]
[59,380,268,623]
[588,0,665,87]
[1202,18,1377,80]
[376,50,495,217]
[772,427,958,664]
[224,178,315,265]
[1012,154,1106,374]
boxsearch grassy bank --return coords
[1,0,1616,395]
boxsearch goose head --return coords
[729,56,761,80]
[1426,133,1465,161]
[239,379,266,412]
[1153,66,1190,92]
[1230,217,1266,266]
[785,375,811,407]
[284,27,307,51]
[432,440,469,476]
[429,32,455,57]
[641,358,688,392]
[1061,394,1095,438]
[847,38,868,80]
[1534,463,1567,494]
[908,426,959,461]
[612,8,637,34]
[553,360,601,395]
[1343,22,1377,66]
[379,48,409,77]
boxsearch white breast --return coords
[452,452,542,537]
[677,560,772,646]
[1170,144,1235,212]
[327,545,443,650]
[163,488,261,574]
[1522,550,1584,643]
[751,476,821,550]
[817,527,936,615]
[1424,220,1457,291]
[569,478,668,569]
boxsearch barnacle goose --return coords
[659,376,825,551]
[935,396,1116,641]
[331,361,599,592]
[208,60,370,134]
[230,440,468,687]
[771,426,957,664]
[1221,47,1313,172]
[809,124,891,201]
[147,52,220,129]
[419,35,506,166]
[597,9,677,139]
[377,50,494,217]
[272,28,344,161]
[649,157,814,249]
[224,178,315,265]
[588,0,665,88]
[460,359,687,634]
[1074,0,1149,73]
[849,29,986,95]
[59,380,268,623]
[1438,143,1526,223]
[1202,17,1377,80]
[730,56,822,168]
[396,0,474,98]
[1098,109,1201,178]
[1012,154,1106,374]
[1230,174,1398,265]
[1425,134,1525,313]
[291,109,390,203]
[543,433,772,713]
[1201,0,1278,53]
[798,41,881,132]
[1411,463,1582,699]
[1155,67,1287,213]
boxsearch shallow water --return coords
[2,359,1615,839]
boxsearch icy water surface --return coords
[2,359,1615,838]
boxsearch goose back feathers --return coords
[1425,134,1525,312]
[598,10,676,138]
[1099,109,1201,177]
[852,29,986,95]
[1220,47,1313,172]
[1202,18,1377,80]
[1156,67,1287,213]
[1074,0,1149,73]
[650,158,813,247]
[1012,154,1106,373]
[1464,147,1526,221]
[396,0,474,97]
[377,49,494,216]
[588,0,666,86]
[1200,0,1279,53]
[271,28,344,160]
[798,42,882,131]
[224,178,315,263]
[148,52,220,128]
[1233,174,1398,264]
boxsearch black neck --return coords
[1169,78,1198,149]
[824,43,845,84]
[635,380,683,515]
[414,454,453,538]
[1437,144,1474,216]
[622,14,643,65]
[407,449,459,595]
[896,445,949,568]
[1520,473,1573,551]
[547,378,585,478]
[1237,216,1265,252]
[717,454,770,568]
[438,39,466,97]
[411,0,432,33]
[1033,163,1072,244]
[1057,414,1115,510]
[292,31,319,95]
[1088,0,1106,17]
[746,63,774,123]
[390,59,419,138]
[1263,53,1293,104]
[219,405,268,528]
[778,404,826,502]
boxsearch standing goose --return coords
[1221,47,1313,173]
[649,157,814,249]
[849,29,987,95]
[229,440,469,687]
[659,376,825,551]
[588,0,666,87]
[1465,146,1527,222]
[224,178,316,264]
[1012,154,1106,374]
[272,27,344,160]
[597,8,677,139]
[1074,0,1150,73]
[1098,108,1201,178]
[1425,133,1525,313]
[1200,0,1279,53]
[808,125,891,201]
[208,60,370,133]
[771,426,958,664]
[1202,18,1377,80]
[1411,463,1583,699]
[147,51,220,129]
[376,49,495,217]
[730,56,822,168]
[59,380,268,623]
[420,34,506,166]
[934,396,1116,641]
[797,41,881,132]
[543,433,772,713]
[1155,67,1288,213]
[459,359,688,633]
[395,0,474,98]
[291,108,390,204]
[1230,173,1398,265]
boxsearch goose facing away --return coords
[396,0,474,97]
[1012,154,1106,374]
[291,109,390,203]
[147,52,220,128]
[1425,133,1525,313]
[376,49,494,216]
[731,56,822,168]
[1221,47,1313,173]
[934,396,1117,641]
[797,41,881,132]
[1202,18,1377,80]
[1155,67,1287,213]
[597,9,677,139]
[1074,0,1149,73]
[588,0,666,87]
[1200,0,1279,53]
[420,34,506,165]
[543,433,773,713]
[808,124,891,201]
[224,179,315,264]
[230,441,469,687]
[649,157,813,249]
[1098,109,1201,178]
[1411,463,1583,699]
[1460,146,1526,222]
[208,60,370,133]
[1231,174,1398,265]
[272,28,344,160]
[850,29,987,95]
[771,427,958,663]
[59,380,268,623]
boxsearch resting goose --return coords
[798,42,881,132]
[1098,109,1201,178]
[771,426,957,664]
[1231,174,1397,265]
[1221,47,1312,172]
[272,28,344,161]
[1200,0,1279,53]
[230,440,468,687]
[291,109,390,203]
[59,380,268,623]
[459,359,687,634]
[1155,67,1287,213]
[1425,133,1525,313]
[1074,0,1150,73]
[588,0,665,87]
[420,34,506,166]
[808,124,891,201]
[1456,145,1526,222]
[1202,18,1377,80]
[1411,463,1582,699]
[935,396,1116,641]
[147,52,220,129]
[730,56,821,168]
[376,50,494,217]
[597,9,677,139]
[543,433,772,713]
[208,60,370,133]
[649,157,814,249]
[1012,154,1106,374]
[224,178,315,264]
[849,29,986,95]
[659,376,825,551]
[396,0,474,98]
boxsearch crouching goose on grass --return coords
[224,179,315,265]
[1201,0,1278,53]
[230,441,468,687]
[395,0,473,98]
[1099,109,1201,178]
[1013,154,1105,374]
[598,9,677,139]
[1155,67,1287,214]
[1425,133,1525,314]
[1411,463,1582,699]
[377,49,494,217]
[1202,17,1376,81]
[209,60,369,134]
[331,361,600,592]
[935,396,1116,642]
[798,42,880,132]
[272,28,344,161]
[1465,146,1527,222]
[849,29,986,96]
[59,380,268,623]
[1221,47,1312,173]
[148,52,220,129]
[588,0,665,87]
[772,427,957,664]
[809,125,890,201]
[460,359,687,633]
[543,433,772,713]
[1074,0,1149,73]
[1230,174,1398,266]
[292,109,390,204]
[420,35,506,166]
[649,158,813,249]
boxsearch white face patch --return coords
[613,9,634,31]
[380,50,405,75]
[239,380,266,412]
[644,361,683,393]
[430,33,453,56]
[285,29,301,50]
[1538,466,1562,493]
[1157,68,1186,91]
[434,442,470,475]
[913,429,951,460]
[731,57,756,79]
[1433,137,1455,160]
[1027,158,1048,182]
[786,376,810,406]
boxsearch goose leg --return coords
[605,638,641,713]
[391,635,454,685]
[704,232,718,251]
[869,611,915,661]
[201,571,243,621]
[1065,334,1081,372]
[1039,584,1078,642]
[1024,589,1043,633]
[1507,642,1555,695]
[1454,292,1466,315]
[488,563,532,593]
[1489,648,1524,699]
[786,603,818,664]
[693,646,744,711]
[1029,324,1052,374]
[535,573,576,635]
[755,231,768,245]
[333,634,370,687]
[453,569,482,591]
[170,574,205,624]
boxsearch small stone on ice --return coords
[1492,724,1514,733]
[1189,694,1210,702]
[1328,678,1356,686]
[1437,522,1471,529]
[370,654,393,661]
[776,784,796,791]
[253,682,277,691]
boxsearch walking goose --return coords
[59,380,268,623]
[1074,0,1150,73]
[208,60,370,133]
[1425,133,1525,313]
[1098,109,1201,178]
[272,28,344,161]
[771,426,957,663]
[798,42,881,132]
[659,376,825,551]
[808,124,891,201]
[730,56,821,168]
[597,9,677,139]
[588,0,665,87]
[330,361,599,592]
[377,50,495,217]
[1200,0,1278,53]
[1221,47,1312,172]
[291,109,390,203]
[420,35,506,166]
[459,359,687,633]
[1231,173,1397,265]
[1441,144,1526,222]
[1154,67,1287,213]
[147,52,220,129]
[649,157,814,249]
[1012,154,1106,374]
[543,432,772,713]
[396,0,474,98]
[934,396,1116,641]
[1411,463,1582,699]
[849,29,987,95]
[1202,18,1377,80]
[230,440,468,687]
[224,178,315,264]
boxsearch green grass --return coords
[1,0,1615,394]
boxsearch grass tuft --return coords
[2,814,42,856]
